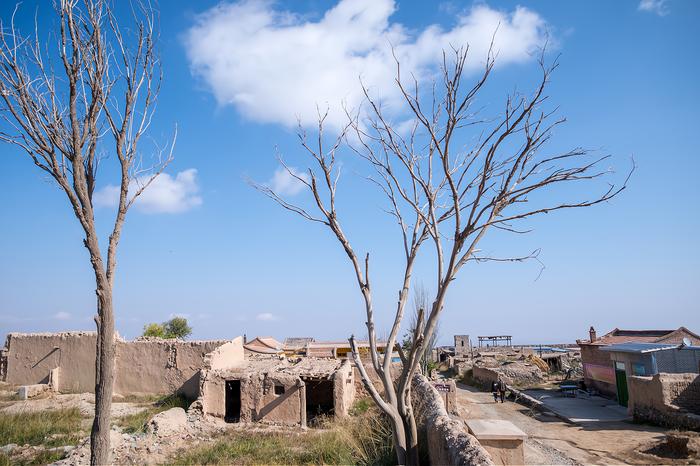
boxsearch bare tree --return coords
[401,284,439,376]
[0,1,172,463]
[257,46,631,465]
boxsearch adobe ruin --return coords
[0,331,356,427]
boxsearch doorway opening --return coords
[614,362,628,407]
[225,379,241,422]
[302,377,334,425]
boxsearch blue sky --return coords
[1,0,698,346]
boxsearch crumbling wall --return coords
[115,339,229,399]
[256,373,302,425]
[333,359,355,417]
[200,368,303,426]
[472,366,499,388]
[454,335,471,358]
[412,374,493,465]
[203,337,244,371]
[0,346,8,381]
[629,373,700,430]
[4,332,231,398]
[3,332,97,392]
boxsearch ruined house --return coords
[454,335,471,358]
[198,349,355,427]
[577,326,700,399]
[1,332,235,398]
[1,331,357,428]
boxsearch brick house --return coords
[577,326,700,399]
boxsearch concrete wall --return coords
[628,373,700,430]
[3,332,231,399]
[580,345,616,397]
[412,374,493,465]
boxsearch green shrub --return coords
[349,397,373,416]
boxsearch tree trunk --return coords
[389,411,408,465]
[90,281,115,466]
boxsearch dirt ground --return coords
[455,383,699,465]
[0,392,147,419]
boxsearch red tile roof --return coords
[578,327,700,346]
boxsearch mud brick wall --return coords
[3,332,233,398]
[629,373,700,430]
[412,374,493,465]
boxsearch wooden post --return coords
[298,380,307,429]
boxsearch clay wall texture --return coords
[200,357,354,426]
[472,366,499,387]
[3,332,97,393]
[454,335,470,358]
[333,360,355,417]
[3,332,231,399]
[628,373,700,430]
[204,337,244,371]
[411,374,493,466]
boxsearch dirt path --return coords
[455,383,670,465]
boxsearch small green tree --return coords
[142,323,166,338]
[142,317,192,339]
[164,317,192,339]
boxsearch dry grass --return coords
[0,408,83,465]
[170,399,394,465]
[115,393,190,434]
[0,407,83,447]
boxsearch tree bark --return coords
[90,272,115,465]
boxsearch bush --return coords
[142,317,192,339]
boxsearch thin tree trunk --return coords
[389,411,408,465]
[90,280,115,466]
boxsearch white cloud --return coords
[268,166,309,196]
[54,311,71,320]
[93,169,202,214]
[185,0,548,131]
[256,312,277,321]
[638,0,669,16]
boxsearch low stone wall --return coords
[412,374,493,465]
[629,373,700,430]
[3,332,233,399]
[472,366,499,387]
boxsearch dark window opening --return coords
[274,384,285,395]
[302,377,334,426]
[225,379,241,423]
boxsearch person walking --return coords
[491,380,500,402]
[498,378,507,403]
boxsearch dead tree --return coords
[0,1,171,464]
[257,47,631,465]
